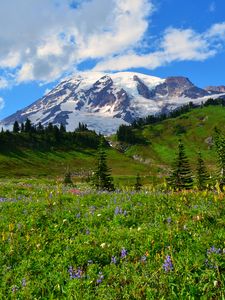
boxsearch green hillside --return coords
[0,148,148,180]
[0,105,225,184]
[116,105,225,176]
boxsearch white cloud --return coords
[206,22,225,39]
[0,97,5,110]
[161,28,215,61]
[94,24,225,72]
[0,0,225,85]
[95,51,164,72]
[77,0,153,58]
[0,0,153,84]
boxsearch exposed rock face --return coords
[155,77,208,99]
[133,75,154,99]
[205,86,225,93]
[0,72,223,134]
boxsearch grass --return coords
[123,105,225,174]
[0,105,224,181]
[0,179,224,299]
[0,148,149,179]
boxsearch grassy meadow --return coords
[124,105,225,169]
[0,179,224,299]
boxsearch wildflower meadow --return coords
[0,179,224,299]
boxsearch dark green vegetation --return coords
[167,140,193,190]
[0,180,224,299]
[196,151,210,190]
[92,138,115,191]
[2,120,100,152]
[0,120,147,180]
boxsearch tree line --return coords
[0,119,102,152]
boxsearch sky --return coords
[0,0,225,119]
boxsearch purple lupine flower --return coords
[121,248,128,258]
[163,255,173,272]
[12,286,18,293]
[111,256,117,264]
[68,266,73,279]
[114,207,120,215]
[96,272,104,284]
[207,246,221,255]
[68,266,82,279]
[86,229,90,235]
[205,259,217,269]
[167,217,172,224]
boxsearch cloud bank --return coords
[0,0,225,87]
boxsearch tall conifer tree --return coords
[92,137,114,191]
[214,128,225,190]
[13,121,20,133]
[196,151,209,190]
[167,140,193,190]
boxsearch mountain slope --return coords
[118,105,225,176]
[1,72,224,134]
[0,105,225,180]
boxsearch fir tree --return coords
[46,122,54,133]
[36,122,44,133]
[134,173,142,191]
[59,123,66,133]
[76,122,88,132]
[214,128,225,190]
[167,140,193,190]
[196,151,209,190]
[24,118,32,133]
[20,122,25,132]
[92,137,114,191]
[13,121,20,133]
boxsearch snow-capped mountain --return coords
[1,72,224,134]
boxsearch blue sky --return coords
[0,0,225,119]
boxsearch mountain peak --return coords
[0,71,224,134]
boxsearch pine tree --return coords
[59,123,66,133]
[13,121,20,133]
[214,128,225,190]
[92,137,115,191]
[134,173,142,191]
[20,122,25,132]
[196,151,209,190]
[36,122,44,133]
[24,118,32,133]
[167,140,193,190]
